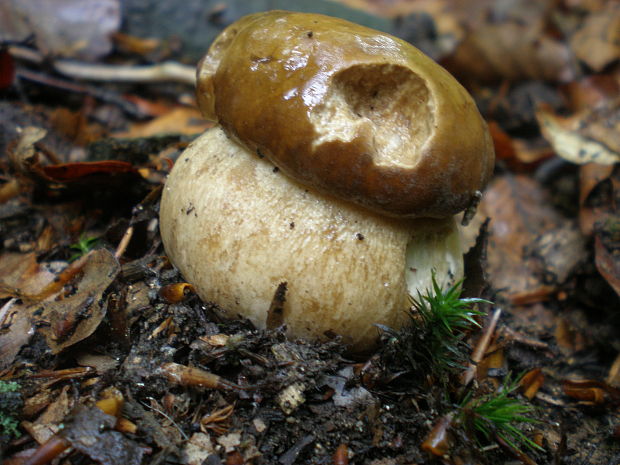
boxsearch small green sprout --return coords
[0,380,22,439]
[409,274,490,375]
[460,374,543,454]
[0,414,20,439]
[0,381,20,393]
[69,235,99,261]
[378,273,490,382]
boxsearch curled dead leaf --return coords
[159,282,195,303]
[536,100,620,165]
[570,2,620,72]
[40,249,120,354]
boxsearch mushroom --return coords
[159,11,494,352]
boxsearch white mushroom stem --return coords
[160,127,463,352]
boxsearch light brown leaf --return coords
[537,100,620,165]
[40,249,120,353]
[570,2,620,72]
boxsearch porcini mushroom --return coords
[160,11,494,352]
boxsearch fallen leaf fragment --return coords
[594,233,620,298]
[39,249,120,353]
[8,126,46,172]
[562,75,620,112]
[113,106,212,138]
[0,48,15,89]
[607,353,620,388]
[570,2,620,72]
[217,431,241,453]
[480,175,566,297]
[555,317,589,355]
[579,163,615,235]
[111,32,160,56]
[62,405,144,465]
[537,100,620,165]
[42,160,137,182]
[0,252,56,299]
[159,282,195,303]
[529,224,587,285]
[22,389,132,465]
[521,368,545,400]
[446,22,575,83]
[183,432,215,465]
[200,404,234,435]
[21,386,73,445]
[562,379,620,405]
[421,413,453,456]
[333,443,349,465]
[0,299,36,370]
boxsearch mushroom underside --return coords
[160,127,463,351]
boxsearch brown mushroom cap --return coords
[197,10,494,218]
[160,127,463,352]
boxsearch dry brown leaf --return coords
[445,21,575,83]
[489,121,554,170]
[0,299,34,371]
[75,353,120,374]
[61,405,145,465]
[579,163,615,235]
[49,107,105,146]
[21,386,74,444]
[561,75,620,112]
[8,126,46,172]
[111,32,160,56]
[607,353,620,388]
[570,2,620,72]
[528,225,587,284]
[480,175,566,297]
[113,106,213,139]
[0,249,120,370]
[537,100,620,165]
[521,368,545,400]
[183,432,216,465]
[595,231,620,298]
[555,317,588,355]
[40,249,120,353]
[0,252,56,298]
[564,0,610,10]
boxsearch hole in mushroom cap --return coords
[309,63,434,169]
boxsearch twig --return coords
[460,308,502,387]
[9,45,195,85]
[16,68,143,117]
[55,60,195,85]
[500,325,550,350]
[114,225,134,260]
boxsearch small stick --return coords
[500,326,550,349]
[114,225,134,260]
[16,68,142,117]
[460,308,502,387]
[55,60,195,85]
[9,45,195,85]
